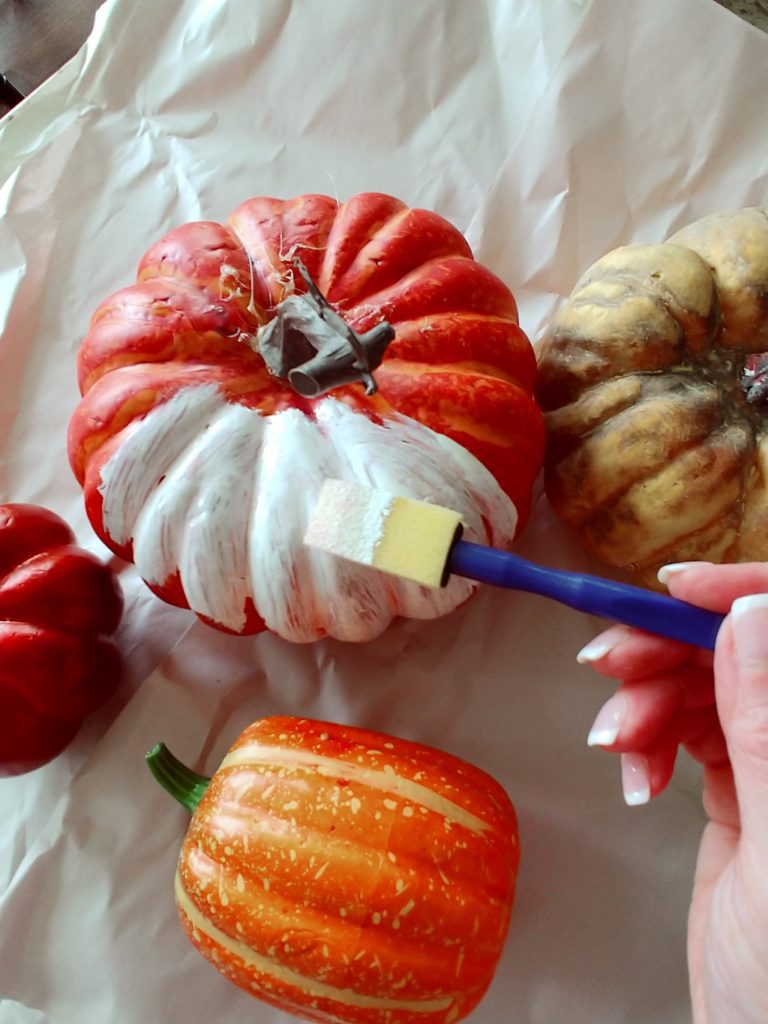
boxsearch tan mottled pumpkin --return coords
[536,208,768,587]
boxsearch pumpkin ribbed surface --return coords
[0,504,123,774]
[174,717,519,1024]
[536,207,768,586]
[68,192,545,640]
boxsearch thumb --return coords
[718,593,768,838]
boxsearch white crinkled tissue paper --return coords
[1,0,767,1022]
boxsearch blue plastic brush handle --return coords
[448,540,725,650]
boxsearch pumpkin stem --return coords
[256,258,395,399]
[146,742,211,814]
[741,352,768,404]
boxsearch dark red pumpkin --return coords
[0,503,123,775]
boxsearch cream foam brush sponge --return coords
[304,479,724,650]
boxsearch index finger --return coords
[576,623,707,680]
[660,561,768,612]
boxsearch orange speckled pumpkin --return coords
[67,192,545,643]
[147,717,519,1024]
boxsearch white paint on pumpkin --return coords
[97,385,518,642]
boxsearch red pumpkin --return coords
[148,717,519,1024]
[0,503,123,775]
[67,192,545,642]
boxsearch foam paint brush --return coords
[304,479,725,650]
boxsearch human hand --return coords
[576,561,768,1024]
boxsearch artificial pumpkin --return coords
[0,503,123,775]
[536,207,768,587]
[67,192,545,642]
[147,716,519,1024]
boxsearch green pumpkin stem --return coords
[146,742,211,814]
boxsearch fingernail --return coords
[730,594,768,662]
[577,638,616,664]
[587,693,627,747]
[657,561,711,585]
[621,753,651,806]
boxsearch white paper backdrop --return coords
[1,1,766,1022]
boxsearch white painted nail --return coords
[621,753,651,806]
[576,638,615,664]
[657,561,711,585]
[587,693,627,747]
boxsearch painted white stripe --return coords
[175,871,454,1015]
[98,385,518,642]
[98,383,225,545]
[133,400,266,630]
[219,743,490,835]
